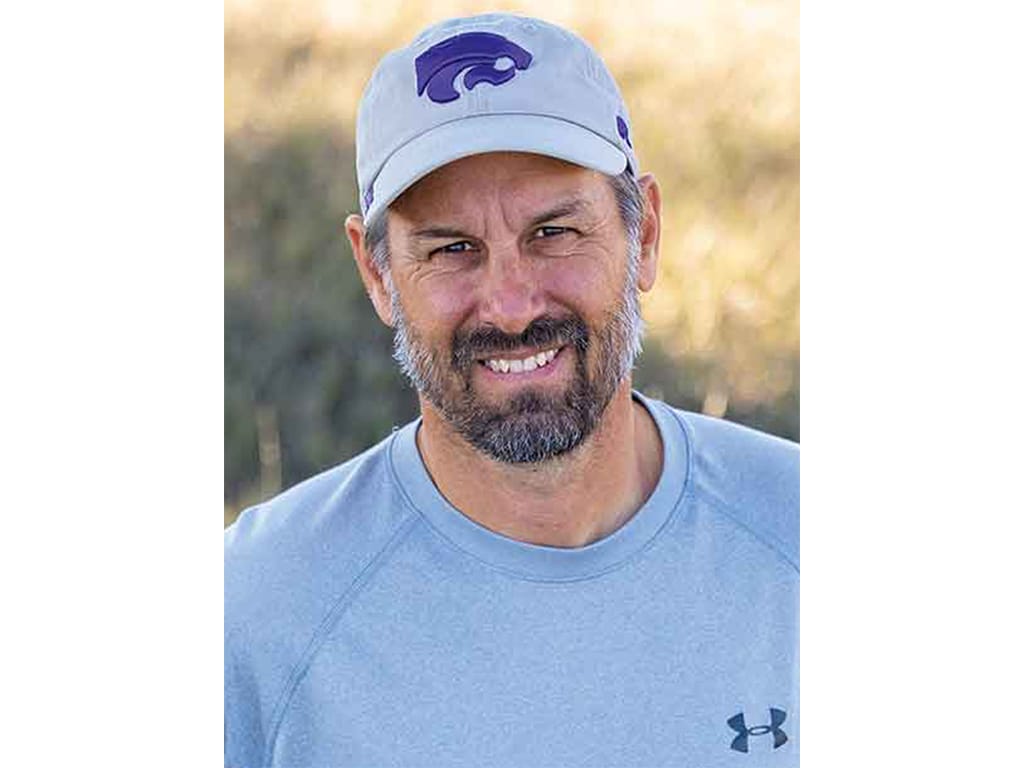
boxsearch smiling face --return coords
[350,152,659,464]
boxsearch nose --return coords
[475,247,545,336]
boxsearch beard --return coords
[387,264,644,464]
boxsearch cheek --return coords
[540,257,620,316]
[404,272,477,335]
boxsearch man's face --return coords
[383,152,643,464]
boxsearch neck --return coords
[416,383,663,548]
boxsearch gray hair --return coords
[363,169,645,277]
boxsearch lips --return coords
[453,315,588,375]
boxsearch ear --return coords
[636,173,662,293]
[345,213,394,327]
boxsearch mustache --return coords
[451,315,590,370]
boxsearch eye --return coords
[534,226,569,239]
[430,241,475,256]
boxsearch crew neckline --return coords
[388,391,693,581]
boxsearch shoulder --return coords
[225,425,421,638]
[224,425,421,761]
[657,401,800,571]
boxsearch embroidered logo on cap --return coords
[415,32,533,105]
[616,116,632,148]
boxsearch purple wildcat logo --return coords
[415,32,533,104]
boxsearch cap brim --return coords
[364,113,628,225]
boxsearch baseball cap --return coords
[355,13,639,225]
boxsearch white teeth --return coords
[483,347,561,375]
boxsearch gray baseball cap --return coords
[355,13,639,225]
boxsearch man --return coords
[226,12,798,768]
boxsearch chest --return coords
[270,566,798,767]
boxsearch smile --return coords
[478,346,562,375]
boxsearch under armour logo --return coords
[414,32,533,104]
[727,708,788,753]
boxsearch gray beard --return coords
[387,264,644,464]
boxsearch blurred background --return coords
[224,0,799,527]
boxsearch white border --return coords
[803,0,1024,763]
[2,1,222,761]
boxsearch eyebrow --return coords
[409,196,595,241]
